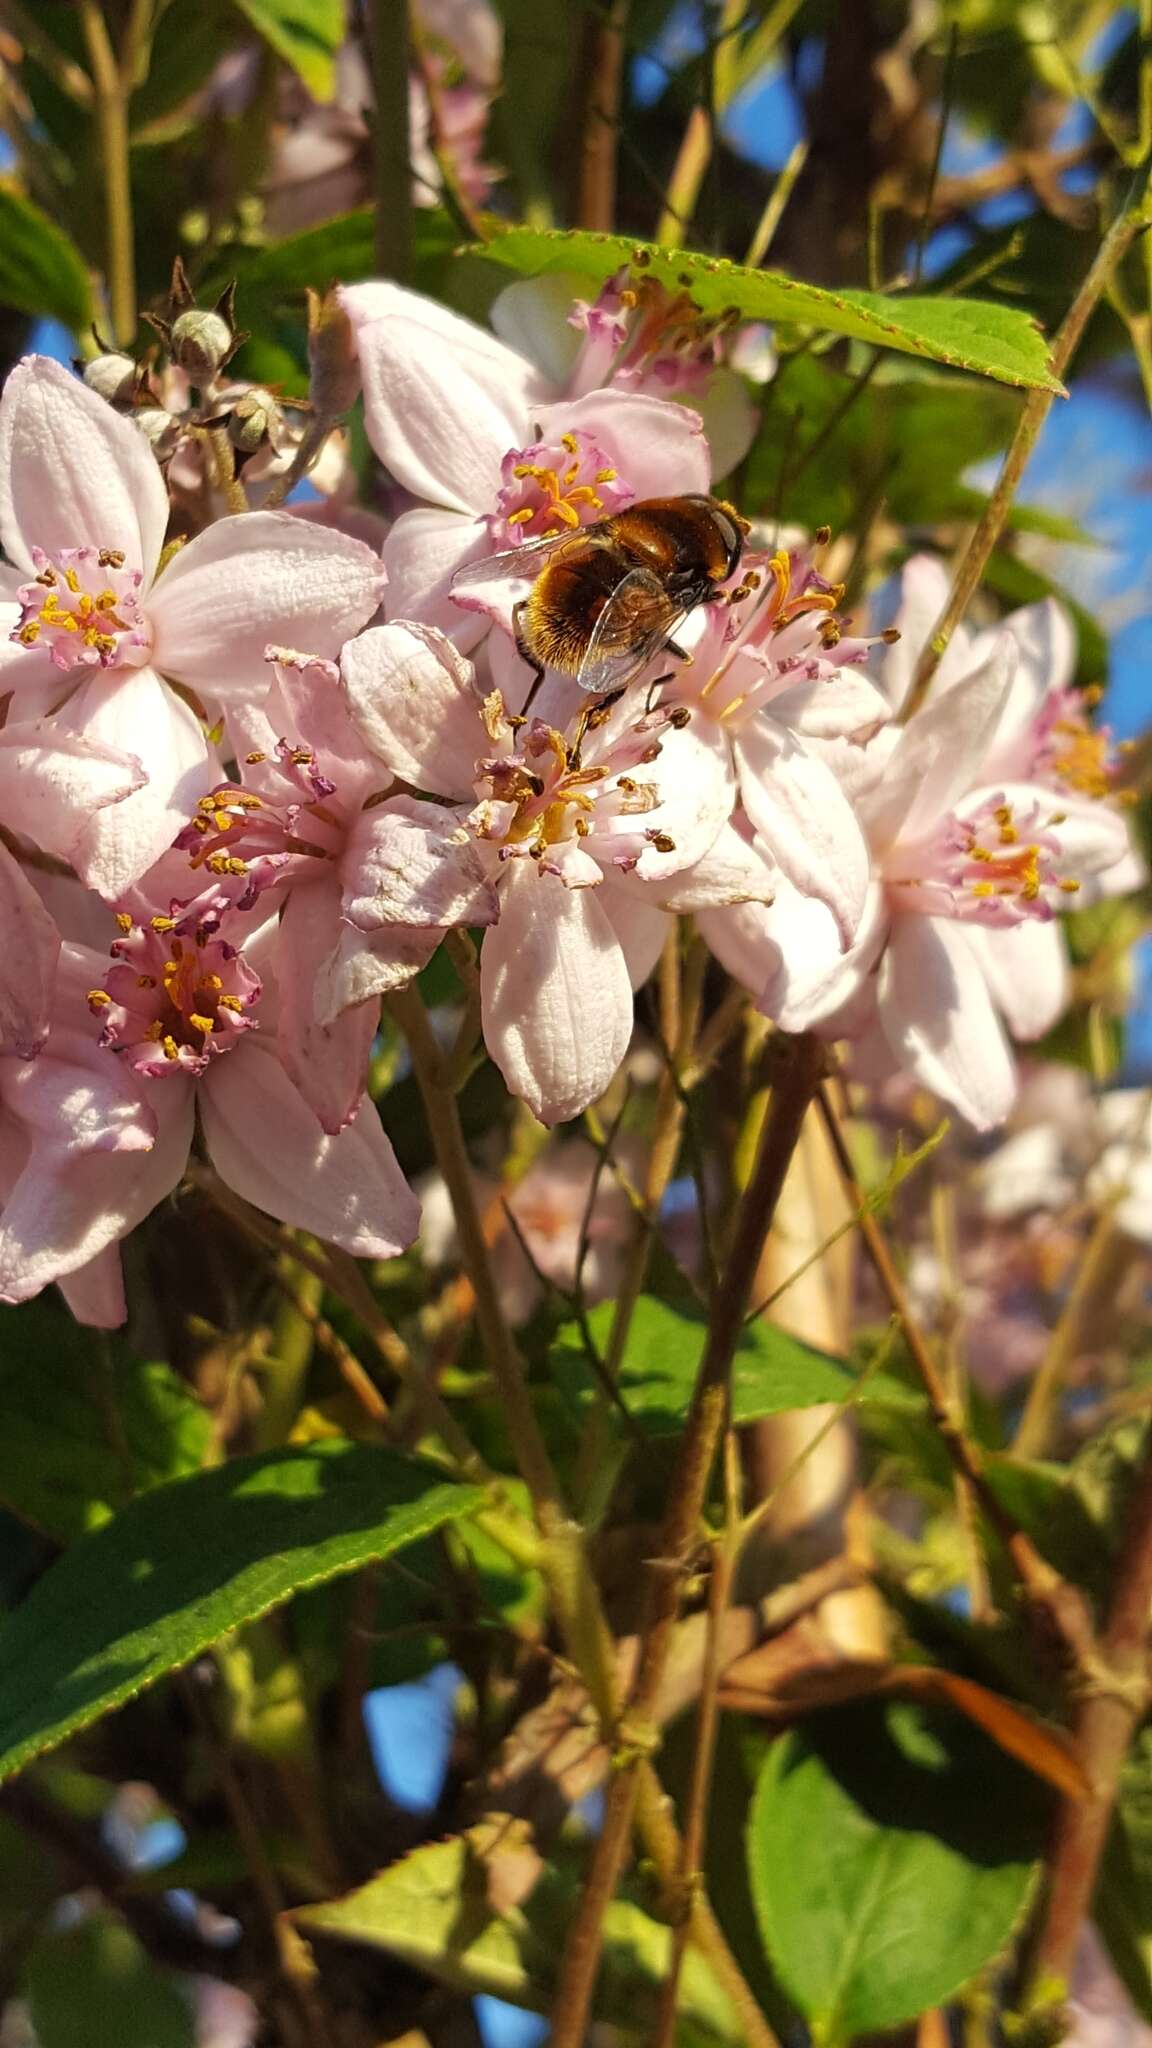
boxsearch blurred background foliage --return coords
[0,4,1150,2047]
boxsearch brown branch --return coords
[1019,1428,1152,2007]
[549,1032,825,2048]
[574,0,630,231]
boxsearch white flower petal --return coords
[878,915,1017,1131]
[202,1040,420,1258]
[0,356,169,579]
[532,387,711,500]
[351,303,546,514]
[864,633,1018,854]
[481,862,633,1124]
[342,621,484,797]
[736,719,870,942]
[316,924,441,1027]
[344,796,499,929]
[965,920,1069,1042]
[275,880,377,1133]
[150,512,384,705]
[489,274,584,388]
[382,505,491,644]
[54,666,215,898]
[0,840,59,1057]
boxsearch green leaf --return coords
[199,208,460,320]
[294,1829,742,2043]
[231,0,343,96]
[0,1299,211,1544]
[25,1913,194,2048]
[749,1700,1044,2041]
[550,1295,859,1438]
[472,228,1062,391]
[0,1441,485,1785]
[0,184,94,332]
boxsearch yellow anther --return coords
[162,1035,180,1061]
[507,507,534,525]
[218,993,244,1012]
[63,567,80,593]
[150,915,176,933]
[189,1013,214,1036]
[245,751,267,764]
[595,467,616,483]
[87,988,111,1008]
[1059,878,1081,893]
[115,912,133,932]
[17,622,39,644]
[136,974,156,989]
[971,882,994,897]
[561,432,579,454]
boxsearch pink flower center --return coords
[568,267,731,400]
[469,706,675,881]
[11,546,150,675]
[887,794,1082,927]
[491,428,633,545]
[175,738,346,905]
[689,544,881,725]
[1029,686,1121,803]
[87,908,260,1077]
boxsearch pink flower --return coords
[74,888,419,1293]
[489,265,759,477]
[660,539,890,938]
[176,647,466,1133]
[700,638,1128,1130]
[0,941,172,1324]
[0,357,385,897]
[341,621,734,1122]
[337,282,713,666]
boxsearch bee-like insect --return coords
[450,494,749,713]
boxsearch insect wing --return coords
[449,528,589,597]
[574,566,689,696]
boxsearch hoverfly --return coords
[449,494,750,719]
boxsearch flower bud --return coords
[307,287,360,418]
[133,407,182,461]
[82,351,138,405]
[227,387,281,455]
[169,307,234,383]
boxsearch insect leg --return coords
[512,600,547,717]
[568,687,625,768]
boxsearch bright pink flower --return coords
[76,889,420,1285]
[0,357,385,896]
[337,282,712,662]
[341,621,734,1122]
[174,648,467,1132]
[700,638,1127,1130]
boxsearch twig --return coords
[745,138,809,266]
[902,190,1152,718]
[913,25,959,286]
[549,1032,825,2048]
[634,1767,780,2048]
[390,984,622,1729]
[653,1428,743,2047]
[77,0,136,344]
[0,0,94,101]
[1018,1428,1152,2006]
[1013,1205,1124,1460]
[575,0,630,232]
[369,0,414,281]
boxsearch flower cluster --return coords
[0,265,1142,1324]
